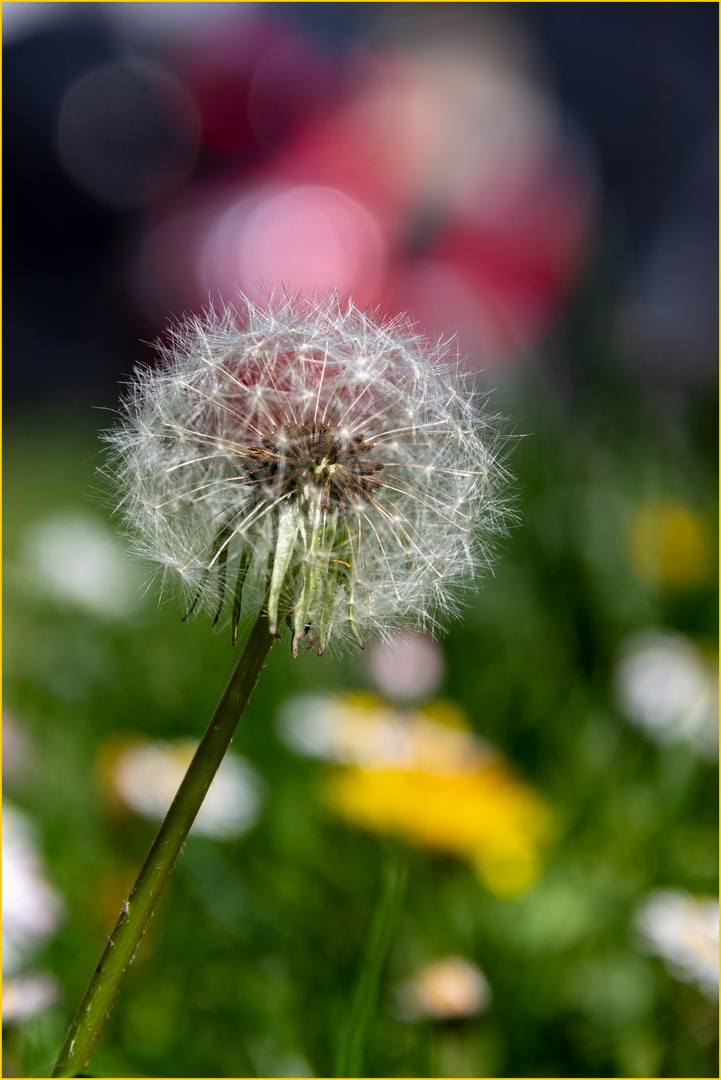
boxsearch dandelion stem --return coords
[51,610,275,1078]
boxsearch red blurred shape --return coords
[175,15,343,161]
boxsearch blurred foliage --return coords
[3,269,718,1078]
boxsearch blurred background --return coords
[3,3,718,1077]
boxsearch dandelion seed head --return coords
[106,293,511,654]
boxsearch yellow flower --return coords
[629,499,710,591]
[303,693,553,897]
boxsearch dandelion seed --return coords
[106,293,510,654]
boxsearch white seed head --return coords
[106,293,511,654]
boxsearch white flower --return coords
[107,293,508,654]
[614,630,718,760]
[3,971,60,1024]
[24,512,142,618]
[633,890,719,1001]
[394,957,491,1021]
[109,739,265,841]
[2,804,64,976]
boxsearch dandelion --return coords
[107,292,508,654]
[278,692,553,896]
[628,498,710,592]
[53,293,510,1078]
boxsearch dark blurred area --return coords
[4,1,717,407]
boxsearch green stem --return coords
[51,611,275,1078]
[334,857,407,1078]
